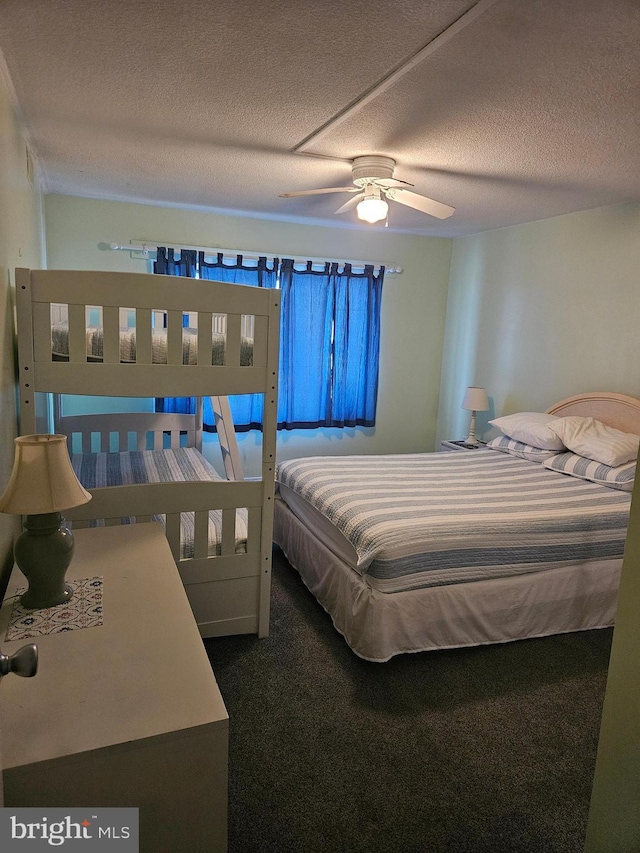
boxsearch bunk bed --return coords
[274,392,640,661]
[16,267,280,639]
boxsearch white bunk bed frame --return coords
[16,267,280,639]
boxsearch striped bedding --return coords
[71,447,247,558]
[52,323,253,365]
[275,450,632,593]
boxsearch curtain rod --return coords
[109,242,402,275]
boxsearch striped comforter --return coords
[275,450,632,593]
[72,447,247,558]
[52,323,253,365]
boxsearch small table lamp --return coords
[0,434,92,609]
[461,386,489,446]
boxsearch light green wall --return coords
[437,203,640,444]
[0,72,45,579]
[44,194,452,475]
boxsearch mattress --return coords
[278,483,359,568]
[274,495,622,662]
[275,450,631,593]
[52,322,253,365]
[71,446,247,558]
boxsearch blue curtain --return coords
[154,246,197,325]
[199,252,278,288]
[154,248,384,431]
[333,263,384,427]
[277,261,384,429]
[199,253,278,431]
[155,246,197,278]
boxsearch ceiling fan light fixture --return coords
[280,154,454,221]
[356,187,388,224]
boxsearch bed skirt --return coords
[274,496,621,662]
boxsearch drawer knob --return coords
[0,643,38,679]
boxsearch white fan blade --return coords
[391,189,455,219]
[280,187,358,198]
[335,193,364,214]
[375,178,414,188]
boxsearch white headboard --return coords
[547,392,640,435]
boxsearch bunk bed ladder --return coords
[210,396,244,481]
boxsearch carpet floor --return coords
[205,547,611,853]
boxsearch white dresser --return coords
[0,522,228,852]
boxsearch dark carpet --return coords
[204,547,611,853]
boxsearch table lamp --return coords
[461,386,489,446]
[0,434,92,609]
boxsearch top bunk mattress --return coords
[52,323,253,365]
[275,449,632,593]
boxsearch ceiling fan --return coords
[280,156,455,223]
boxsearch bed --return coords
[16,267,280,639]
[273,392,640,661]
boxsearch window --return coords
[154,248,385,431]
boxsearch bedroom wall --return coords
[44,194,452,476]
[437,203,640,444]
[0,69,45,583]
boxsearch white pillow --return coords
[487,435,559,462]
[544,452,635,492]
[488,412,565,451]
[547,417,639,467]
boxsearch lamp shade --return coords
[461,386,489,412]
[0,434,91,515]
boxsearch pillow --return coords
[544,452,635,492]
[488,412,565,451]
[547,416,639,467]
[486,435,559,462]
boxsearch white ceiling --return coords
[1,0,638,237]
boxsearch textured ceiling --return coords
[0,0,638,237]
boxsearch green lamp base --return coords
[14,512,75,610]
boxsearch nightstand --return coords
[440,440,487,451]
